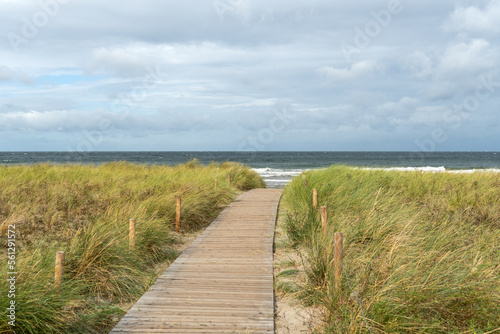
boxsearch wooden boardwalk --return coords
[111,188,282,333]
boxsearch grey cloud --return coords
[0,106,272,135]
[376,97,420,114]
[84,47,156,78]
[317,60,382,83]
[0,66,33,84]
[0,103,29,114]
[0,0,499,150]
[402,52,434,79]
[0,109,118,132]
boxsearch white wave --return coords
[253,167,307,188]
[386,166,446,172]
[254,166,500,189]
[447,168,500,174]
[252,168,305,178]
[363,167,500,173]
[264,179,293,183]
[362,166,445,172]
[253,167,303,173]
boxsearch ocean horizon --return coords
[1,151,499,188]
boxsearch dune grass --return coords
[0,160,264,333]
[279,166,499,333]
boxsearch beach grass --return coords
[0,160,265,333]
[279,166,499,333]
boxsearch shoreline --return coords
[255,165,500,189]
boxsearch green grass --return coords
[0,160,265,333]
[280,166,500,333]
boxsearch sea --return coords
[1,151,499,188]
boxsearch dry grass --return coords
[280,166,499,333]
[0,160,264,333]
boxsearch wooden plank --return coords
[110,188,281,333]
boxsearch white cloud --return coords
[444,1,500,34]
[436,39,496,79]
[317,60,381,82]
[403,39,499,99]
[404,39,497,84]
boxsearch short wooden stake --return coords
[129,218,136,249]
[228,173,231,186]
[215,178,218,189]
[55,251,65,288]
[313,189,318,209]
[320,206,327,235]
[176,198,181,233]
[334,232,343,290]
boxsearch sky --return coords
[0,0,499,152]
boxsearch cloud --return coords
[402,52,434,79]
[0,1,498,150]
[376,97,420,115]
[408,106,450,126]
[317,60,381,82]
[444,1,500,35]
[0,109,121,132]
[403,39,497,82]
[0,65,33,84]
[84,47,156,78]
[401,39,499,100]
[382,105,454,128]
[0,106,273,135]
[436,39,496,80]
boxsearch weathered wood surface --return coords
[110,188,282,333]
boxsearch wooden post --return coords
[215,178,218,189]
[176,198,181,233]
[320,206,327,235]
[228,173,231,186]
[55,251,65,288]
[129,218,136,249]
[313,189,318,209]
[334,232,343,290]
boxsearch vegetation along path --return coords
[111,188,282,333]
